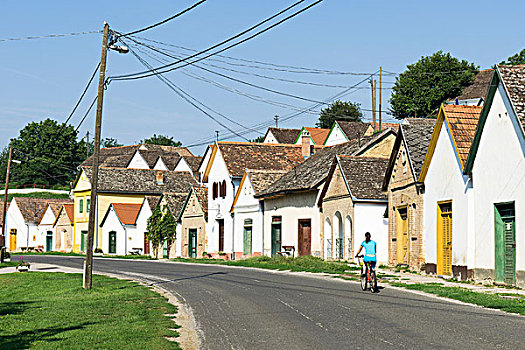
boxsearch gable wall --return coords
[54,210,73,252]
[153,157,169,170]
[233,177,263,257]
[100,207,127,255]
[174,158,192,173]
[128,151,150,169]
[324,125,348,146]
[263,131,278,143]
[359,134,396,158]
[181,191,207,258]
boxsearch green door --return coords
[81,231,87,252]
[495,203,516,285]
[188,229,197,258]
[46,231,53,252]
[163,241,168,258]
[271,219,282,257]
[109,231,117,254]
[243,220,253,255]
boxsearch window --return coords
[220,180,227,198]
[86,198,90,213]
[212,182,218,199]
[79,199,84,213]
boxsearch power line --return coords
[0,30,102,43]
[119,0,207,37]
[65,62,100,124]
[75,95,98,132]
[110,0,321,80]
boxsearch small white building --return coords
[100,202,144,255]
[262,127,301,144]
[323,121,374,146]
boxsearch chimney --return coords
[156,171,164,184]
[301,130,311,159]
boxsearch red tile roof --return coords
[112,203,143,225]
[443,104,483,167]
[63,204,75,222]
[304,127,330,145]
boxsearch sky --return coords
[1,0,524,155]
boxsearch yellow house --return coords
[72,166,197,253]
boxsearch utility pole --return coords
[215,131,219,142]
[86,131,90,158]
[83,22,110,290]
[379,66,382,132]
[370,75,376,131]
[0,147,12,263]
[274,115,279,128]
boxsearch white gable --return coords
[127,150,150,169]
[153,156,169,170]
[234,175,259,210]
[174,157,192,174]
[263,130,278,143]
[39,206,56,226]
[324,124,348,146]
[198,146,213,181]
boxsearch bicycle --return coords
[356,255,378,293]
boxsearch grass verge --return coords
[388,282,525,315]
[0,272,179,349]
[12,252,155,260]
[172,255,359,274]
[0,261,18,269]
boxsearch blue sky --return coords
[1,1,523,155]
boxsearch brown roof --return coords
[80,144,193,169]
[452,69,494,101]
[337,156,389,200]
[215,142,306,178]
[14,197,73,224]
[163,193,189,218]
[374,122,400,131]
[145,195,161,211]
[443,104,483,167]
[175,156,203,173]
[192,187,208,220]
[265,127,300,144]
[63,204,74,222]
[247,169,287,195]
[112,203,142,225]
[304,127,330,145]
[82,167,198,195]
[498,65,525,131]
[336,121,372,141]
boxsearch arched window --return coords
[345,215,353,259]
[324,217,332,259]
[220,180,227,198]
[212,182,218,199]
[334,212,343,259]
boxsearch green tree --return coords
[141,134,182,147]
[500,49,525,65]
[316,100,363,129]
[390,51,478,119]
[0,119,84,186]
[250,135,265,143]
[146,206,163,258]
[79,137,123,158]
[160,208,177,259]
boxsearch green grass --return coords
[172,255,355,274]
[14,252,85,257]
[0,261,18,269]
[388,282,525,315]
[13,252,155,260]
[7,191,70,202]
[98,254,156,260]
[0,272,179,349]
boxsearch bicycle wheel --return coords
[370,271,378,293]
[360,268,368,291]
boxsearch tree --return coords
[316,100,363,129]
[250,135,265,143]
[160,208,177,259]
[0,119,84,186]
[390,51,478,119]
[500,49,525,65]
[141,134,182,147]
[78,137,123,158]
[146,206,163,259]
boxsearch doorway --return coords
[396,207,409,265]
[188,228,198,258]
[243,219,253,255]
[109,231,117,254]
[271,217,282,256]
[144,235,150,255]
[80,230,87,252]
[46,231,53,252]
[298,219,312,256]
[9,229,17,252]
[217,219,224,252]
[437,201,452,275]
[495,202,516,285]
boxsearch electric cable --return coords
[65,62,100,124]
[0,30,102,42]
[75,95,98,132]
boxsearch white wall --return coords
[233,176,263,255]
[5,199,38,250]
[134,203,152,254]
[324,125,347,146]
[127,151,150,169]
[353,202,389,264]
[174,157,192,173]
[263,131,278,144]
[100,207,127,255]
[262,191,321,257]
[472,85,525,273]
[153,157,169,170]
[424,122,473,268]
[37,206,56,250]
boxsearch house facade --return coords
[178,187,208,258]
[263,127,300,144]
[52,204,74,252]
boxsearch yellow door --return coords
[396,207,409,264]
[437,202,452,275]
[9,229,17,252]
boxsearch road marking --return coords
[278,298,326,331]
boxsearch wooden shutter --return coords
[212,182,218,199]
[494,206,505,283]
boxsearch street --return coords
[18,255,525,350]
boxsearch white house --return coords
[231,169,286,258]
[37,202,72,252]
[323,121,374,146]
[464,65,525,287]
[293,127,330,146]
[202,141,305,259]
[262,127,300,144]
[100,202,142,255]
[419,104,482,279]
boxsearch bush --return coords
[95,248,103,254]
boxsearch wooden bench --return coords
[129,248,143,255]
[277,246,295,258]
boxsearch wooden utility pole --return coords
[370,75,376,131]
[83,22,109,290]
[379,66,382,132]
[86,131,90,158]
[274,115,279,128]
[216,131,219,142]
[0,147,13,263]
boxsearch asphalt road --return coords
[18,255,525,350]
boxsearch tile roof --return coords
[14,197,73,224]
[82,167,198,194]
[192,186,208,220]
[304,127,330,145]
[337,156,389,200]
[145,195,161,211]
[163,193,189,218]
[498,65,525,130]
[452,69,494,101]
[336,121,372,140]
[402,118,436,178]
[80,144,193,169]
[247,169,288,195]
[63,204,74,222]
[216,142,306,178]
[265,127,300,144]
[175,156,203,173]
[257,131,390,197]
[112,203,142,225]
[375,122,400,131]
[443,104,483,167]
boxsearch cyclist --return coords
[355,232,377,272]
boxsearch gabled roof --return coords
[178,186,208,221]
[451,69,494,102]
[145,195,161,211]
[295,127,330,145]
[13,197,72,225]
[257,128,395,198]
[203,142,306,181]
[264,127,301,144]
[38,201,71,225]
[419,104,482,181]
[81,167,198,195]
[333,121,372,142]
[382,118,436,190]
[162,192,189,218]
[52,203,74,227]
[375,122,400,131]
[174,156,203,173]
[231,169,287,211]
[112,203,142,225]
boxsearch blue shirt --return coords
[361,240,377,262]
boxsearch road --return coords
[19,255,525,350]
